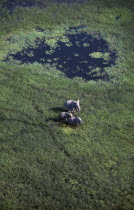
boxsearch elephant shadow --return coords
[49,107,66,113]
[48,107,67,123]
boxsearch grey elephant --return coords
[59,112,73,121]
[64,99,80,113]
[67,116,83,126]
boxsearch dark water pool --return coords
[50,0,86,3]
[2,0,84,14]
[4,29,116,81]
[2,0,44,13]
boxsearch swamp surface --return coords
[5,27,116,81]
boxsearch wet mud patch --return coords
[4,27,116,81]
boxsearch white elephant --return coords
[59,112,73,121]
[67,116,83,126]
[64,99,80,113]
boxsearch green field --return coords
[0,0,134,209]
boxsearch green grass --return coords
[0,0,134,209]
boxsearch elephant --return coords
[67,116,83,126]
[59,112,73,121]
[64,99,80,113]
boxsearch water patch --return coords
[2,0,44,13]
[50,0,86,4]
[115,16,120,21]
[4,27,116,81]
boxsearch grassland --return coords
[0,0,134,209]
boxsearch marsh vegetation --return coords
[4,27,116,81]
[0,0,134,209]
